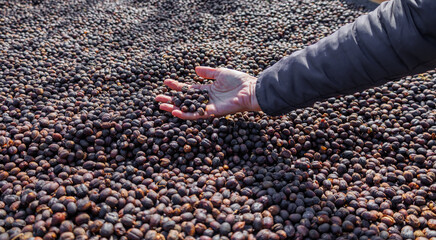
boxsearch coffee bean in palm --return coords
[170,88,209,115]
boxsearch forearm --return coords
[256,0,436,116]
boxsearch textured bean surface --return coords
[1,0,436,239]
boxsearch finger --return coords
[195,66,220,79]
[164,79,189,91]
[160,103,178,112]
[171,110,210,120]
[155,95,173,103]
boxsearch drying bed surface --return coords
[1,0,436,240]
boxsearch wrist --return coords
[248,78,262,112]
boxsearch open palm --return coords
[155,67,261,120]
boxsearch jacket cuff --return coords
[255,72,270,115]
[255,67,292,117]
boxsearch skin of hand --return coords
[155,66,262,120]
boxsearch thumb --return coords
[195,66,220,79]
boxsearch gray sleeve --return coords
[255,0,436,116]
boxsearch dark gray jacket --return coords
[256,0,436,116]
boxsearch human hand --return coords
[155,66,261,120]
